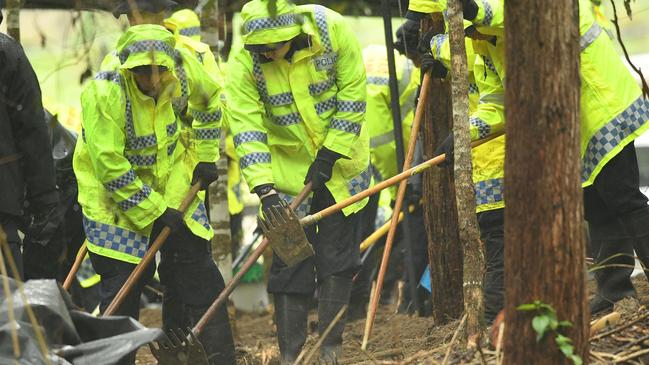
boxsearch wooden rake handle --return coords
[103,182,202,316]
[63,242,87,290]
[192,182,313,336]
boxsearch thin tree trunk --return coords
[446,0,484,346]
[503,0,587,363]
[208,155,233,282]
[421,14,464,325]
[6,0,21,42]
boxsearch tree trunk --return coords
[208,155,233,282]
[503,0,587,363]
[6,0,21,42]
[421,14,464,325]
[446,0,485,346]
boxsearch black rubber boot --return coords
[274,293,309,365]
[318,275,353,364]
[621,206,649,280]
[184,304,236,365]
[589,219,637,314]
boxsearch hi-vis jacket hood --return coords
[117,24,177,72]
[164,9,202,41]
[240,0,304,45]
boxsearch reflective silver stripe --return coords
[481,0,493,26]
[118,185,152,211]
[277,192,313,218]
[244,13,300,33]
[166,122,178,137]
[399,61,413,94]
[125,99,157,150]
[273,112,302,126]
[367,76,389,85]
[234,131,268,147]
[95,71,121,85]
[315,96,337,114]
[336,100,366,113]
[126,154,156,167]
[179,26,201,37]
[470,116,491,139]
[192,109,223,123]
[479,93,504,105]
[431,34,448,59]
[309,76,336,96]
[267,92,295,106]
[580,22,603,52]
[469,83,479,94]
[119,40,176,64]
[240,152,271,169]
[195,128,221,140]
[582,96,649,182]
[475,178,503,206]
[348,166,372,196]
[370,131,395,148]
[83,216,149,259]
[330,118,361,135]
[104,170,136,192]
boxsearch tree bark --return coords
[503,0,587,363]
[446,0,484,346]
[6,0,21,42]
[421,14,464,325]
[208,155,233,282]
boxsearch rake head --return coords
[259,199,314,267]
[149,328,208,365]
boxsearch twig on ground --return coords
[296,305,348,365]
[442,313,468,365]
[614,348,649,363]
[591,311,649,340]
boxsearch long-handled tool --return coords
[103,182,202,316]
[63,241,87,290]
[359,203,418,253]
[361,70,431,349]
[150,183,314,364]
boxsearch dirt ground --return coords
[133,277,649,364]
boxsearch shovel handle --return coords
[62,242,88,290]
[103,182,202,316]
[192,182,313,336]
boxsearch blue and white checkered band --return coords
[580,22,602,52]
[348,166,372,196]
[277,192,313,218]
[251,53,269,100]
[267,92,295,106]
[125,99,157,150]
[195,128,221,140]
[481,0,493,26]
[167,141,177,156]
[83,216,149,259]
[273,112,302,126]
[313,6,333,53]
[191,202,211,231]
[582,96,649,182]
[475,178,504,206]
[175,61,189,99]
[192,109,223,123]
[104,169,136,192]
[337,100,366,113]
[118,40,176,64]
[483,57,499,77]
[371,164,383,183]
[469,83,480,94]
[234,131,268,147]
[370,130,395,148]
[240,152,271,169]
[308,75,336,96]
[330,118,361,136]
[367,76,389,85]
[180,26,201,37]
[315,96,337,115]
[166,122,178,137]
[196,52,204,64]
[75,257,97,282]
[244,13,300,33]
[118,185,152,211]
[95,71,121,85]
[431,34,448,59]
[470,116,491,139]
[126,154,156,167]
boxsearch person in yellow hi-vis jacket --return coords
[226,0,369,362]
[73,25,235,364]
[447,0,649,314]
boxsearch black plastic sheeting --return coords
[0,277,164,364]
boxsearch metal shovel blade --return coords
[149,328,208,365]
[259,200,314,266]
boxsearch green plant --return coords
[516,301,583,365]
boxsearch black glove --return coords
[304,148,342,191]
[421,53,449,78]
[462,0,479,21]
[191,162,218,190]
[260,193,282,213]
[417,29,436,54]
[156,208,185,233]
[25,203,62,247]
[434,134,454,167]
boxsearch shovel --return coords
[150,183,314,364]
